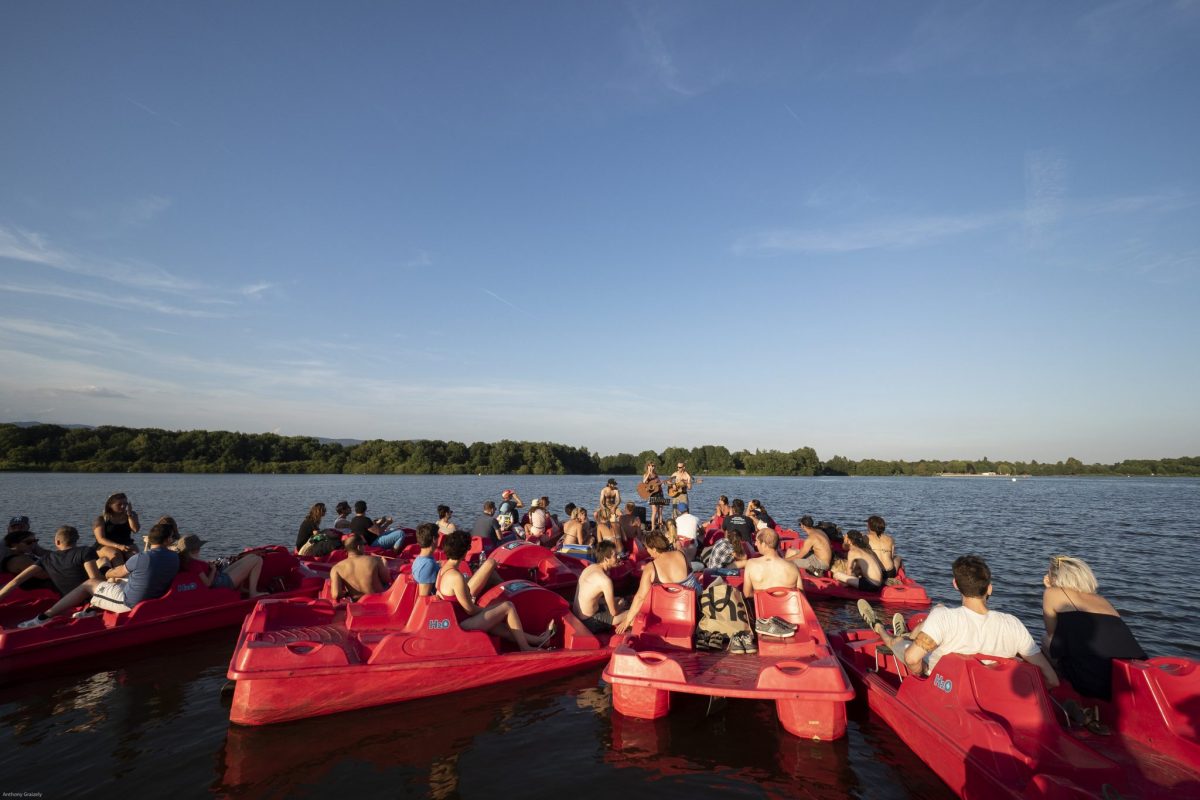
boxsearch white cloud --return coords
[733,212,1006,255]
[240,281,274,298]
[0,281,226,318]
[734,188,1191,257]
[57,385,132,400]
[0,224,200,293]
[404,250,433,269]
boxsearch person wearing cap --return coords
[2,528,44,577]
[524,498,550,545]
[19,522,179,628]
[174,533,268,597]
[599,479,621,522]
[496,490,523,534]
[4,515,50,561]
[0,526,103,601]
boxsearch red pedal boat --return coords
[830,623,1200,799]
[0,575,59,626]
[0,546,322,676]
[488,540,583,596]
[801,568,931,607]
[602,586,856,740]
[227,577,613,726]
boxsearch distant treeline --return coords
[1,424,1197,477]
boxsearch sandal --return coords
[535,620,558,650]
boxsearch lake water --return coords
[2,473,1196,798]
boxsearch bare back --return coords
[849,546,884,584]
[561,519,586,546]
[800,527,832,565]
[868,532,896,572]
[573,563,614,617]
[743,554,802,596]
[650,550,690,584]
[596,520,620,547]
[331,554,387,601]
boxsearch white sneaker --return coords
[72,608,100,620]
[17,616,50,629]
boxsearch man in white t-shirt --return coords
[861,554,1059,687]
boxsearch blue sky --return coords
[1,1,1197,462]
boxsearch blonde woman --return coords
[1042,555,1146,700]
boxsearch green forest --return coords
[1,423,1198,477]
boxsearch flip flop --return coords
[535,619,559,650]
[857,599,882,632]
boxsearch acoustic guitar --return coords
[636,479,661,500]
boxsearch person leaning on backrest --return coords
[20,522,180,627]
[1042,555,1146,700]
[411,522,440,595]
[0,525,102,601]
[861,554,1059,687]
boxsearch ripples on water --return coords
[1,473,1195,797]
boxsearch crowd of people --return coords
[2,493,272,629]
[3,464,1151,706]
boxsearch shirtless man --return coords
[617,502,642,546]
[599,479,621,521]
[437,532,554,650]
[669,462,693,517]
[866,515,902,578]
[786,515,833,575]
[571,540,629,634]
[559,506,590,547]
[595,507,623,556]
[329,534,391,601]
[834,529,886,592]
[742,529,802,599]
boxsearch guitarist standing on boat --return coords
[642,463,667,530]
[669,462,693,519]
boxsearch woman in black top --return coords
[1042,555,1147,700]
[296,503,327,551]
[94,492,140,566]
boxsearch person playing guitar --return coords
[669,462,694,517]
[641,462,666,530]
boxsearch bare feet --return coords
[248,590,270,599]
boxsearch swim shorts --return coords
[581,609,614,634]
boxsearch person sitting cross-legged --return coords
[19,522,180,627]
[859,554,1059,688]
